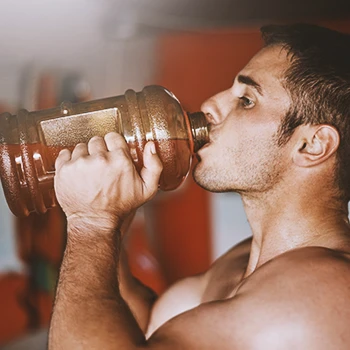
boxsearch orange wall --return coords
[153,28,262,283]
[155,28,262,111]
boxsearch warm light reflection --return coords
[33,152,41,161]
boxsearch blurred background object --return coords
[0,0,349,348]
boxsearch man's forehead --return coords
[237,46,290,87]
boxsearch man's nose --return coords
[200,90,229,125]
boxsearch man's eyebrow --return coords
[237,74,263,96]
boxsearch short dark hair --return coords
[261,23,350,201]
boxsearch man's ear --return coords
[293,125,340,167]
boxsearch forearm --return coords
[49,223,146,350]
[119,243,157,333]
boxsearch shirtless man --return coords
[49,24,350,349]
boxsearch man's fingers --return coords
[71,143,88,161]
[88,136,107,155]
[104,132,128,152]
[55,149,72,172]
[141,141,163,198]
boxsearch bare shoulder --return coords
[240,245,350,293]
[232,246,350,348]
[237,245,350,311]
[147,247,350,349]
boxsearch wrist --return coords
[67,214,123,237]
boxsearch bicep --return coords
[146,300,242,350]
[146,274,206,338]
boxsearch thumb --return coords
[140,141,163,198]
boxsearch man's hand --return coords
[54,132,163,230]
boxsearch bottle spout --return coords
[187,112,209,153]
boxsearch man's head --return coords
[194,24,350,200]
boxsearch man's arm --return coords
[118,212,158,333]
[49,222,147,349]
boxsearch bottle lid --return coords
[187,112,209,153]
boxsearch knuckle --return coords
[59,162,71,177]
[105,131,120,140]
[89,135,103,143]
[120,156,132,169]
[154,158,163,173]
[157,159,163,171]
[113,147,125,157]
[113,150,132,169]
[58,148,69,155]
[93,152,108,164]
[76,142,86,147]
[74,143,86,150]
[105,132,126,145]
[75,156,87,168]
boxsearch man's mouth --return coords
[196,140,211,156]
[195,124,215,155]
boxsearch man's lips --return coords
[197,125,216,154]
[197,139,211,153]
[195,141,210,161]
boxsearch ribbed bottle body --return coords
[0,86,208,216]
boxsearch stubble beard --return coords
[193,139,286,195]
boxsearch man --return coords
[49,24,350,349]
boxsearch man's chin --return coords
[192,163,218,192]
[192,163,241,194]
[192,163,207,189]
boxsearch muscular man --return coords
[49,24,350,349]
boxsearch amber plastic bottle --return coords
[0,85,208,217]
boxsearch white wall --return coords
[210,192,252,261]
[0,184,22,274]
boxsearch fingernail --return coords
[150,142,156,155]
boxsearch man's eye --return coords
[239,96,255,109]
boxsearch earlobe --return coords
[293,125,340,167]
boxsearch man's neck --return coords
[240,183,350,278]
